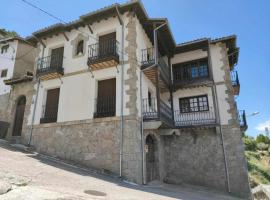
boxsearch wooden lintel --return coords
[62,32,69,41]
[87,24,93,34]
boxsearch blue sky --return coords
[1,0,269,137]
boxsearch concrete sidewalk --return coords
[0,142,243,200]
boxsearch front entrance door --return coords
[146,135,159,182]
[12,96,26,136]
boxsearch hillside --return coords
[246,150,270,188]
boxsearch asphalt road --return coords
[0,142,242,200]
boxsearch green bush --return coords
[244,136,257,151]
[256,134,270,145]
[257,142,269,151]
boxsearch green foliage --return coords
[257,142,269,151]
[243,135,257,151]
[0,28,19,37]
[256,134,270,144]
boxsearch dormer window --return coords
[76,40,84,55]
[1,45,9,54]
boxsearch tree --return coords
[0,28,19,37]
[256,134,270,145]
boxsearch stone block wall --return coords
[30,118,121,175]
[163,129,227,191]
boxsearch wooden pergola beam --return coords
[62,32,69,41]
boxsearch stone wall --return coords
[163,129,227,191]
[0,93,10,121]
[29,118,121,175]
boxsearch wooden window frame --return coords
[179,95,209,113]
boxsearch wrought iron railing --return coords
[40,105,58,123]
[231,70,240,86]
[37,55,64,75]
[238,110,247,130]
[173,64,209,84]
[142,98,173,127]
[88,39,119,65]
[160,99,173,127]
[174,107,216,127]
[94,96,116,118]
[141,47,155,66]
[142,98,158,119]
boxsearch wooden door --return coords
[96,78,116,117]
[44,88,60,122]
[12,96,26,136]
[50,47,64,69]
[99,32,116,57]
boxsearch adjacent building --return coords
[0,1,250,199]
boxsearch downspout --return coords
[208,41,231,193]
[140,22,167,184]
[116,5,124,178]
[28,45,44,146]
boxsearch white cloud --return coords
[256,119,270,131]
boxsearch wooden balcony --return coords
[87,39,119,71]
[239,110,248,132]
[36,55,64,80]
[231,70,240,95]
[141,47,171,92]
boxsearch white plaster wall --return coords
[31,13,145,124]
[0,41,17,95]
[210,43,232,125]
[171,49,207,65]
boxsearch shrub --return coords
[244,136,257,151]
[257,142,269,151]
[256,134,270,145]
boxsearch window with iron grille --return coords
[179,95,209,113]
[1,45,9,54]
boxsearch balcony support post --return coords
[168,57,174,125]
[156,68,161,118]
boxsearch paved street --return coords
[0,142,242,200]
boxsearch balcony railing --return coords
[94,96,116,118]
[141,47,171,85]
[36,55,64,76]
[40,105,58,124]
[141,47,155,67]
[238,110,248,131]
[142,98,173,127]
[174,107,216,127]
[142,98,158,119]
[87,39,119,69]
[231,70,239,86]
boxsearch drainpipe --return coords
[208,41,231,193]
[116,5,124,178]
[28,45,44,146]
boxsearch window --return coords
[179,95,209,113]
[148,91,152,107]
[173,59,209,81]
[40,88,60,124]
[76,40,84,55]
[1,69,8,78]
[1,45,9,54]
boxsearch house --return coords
[0,36,36,138]
[1,0,250,199]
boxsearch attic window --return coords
[1,45,9,54]
[76,40,84,55]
